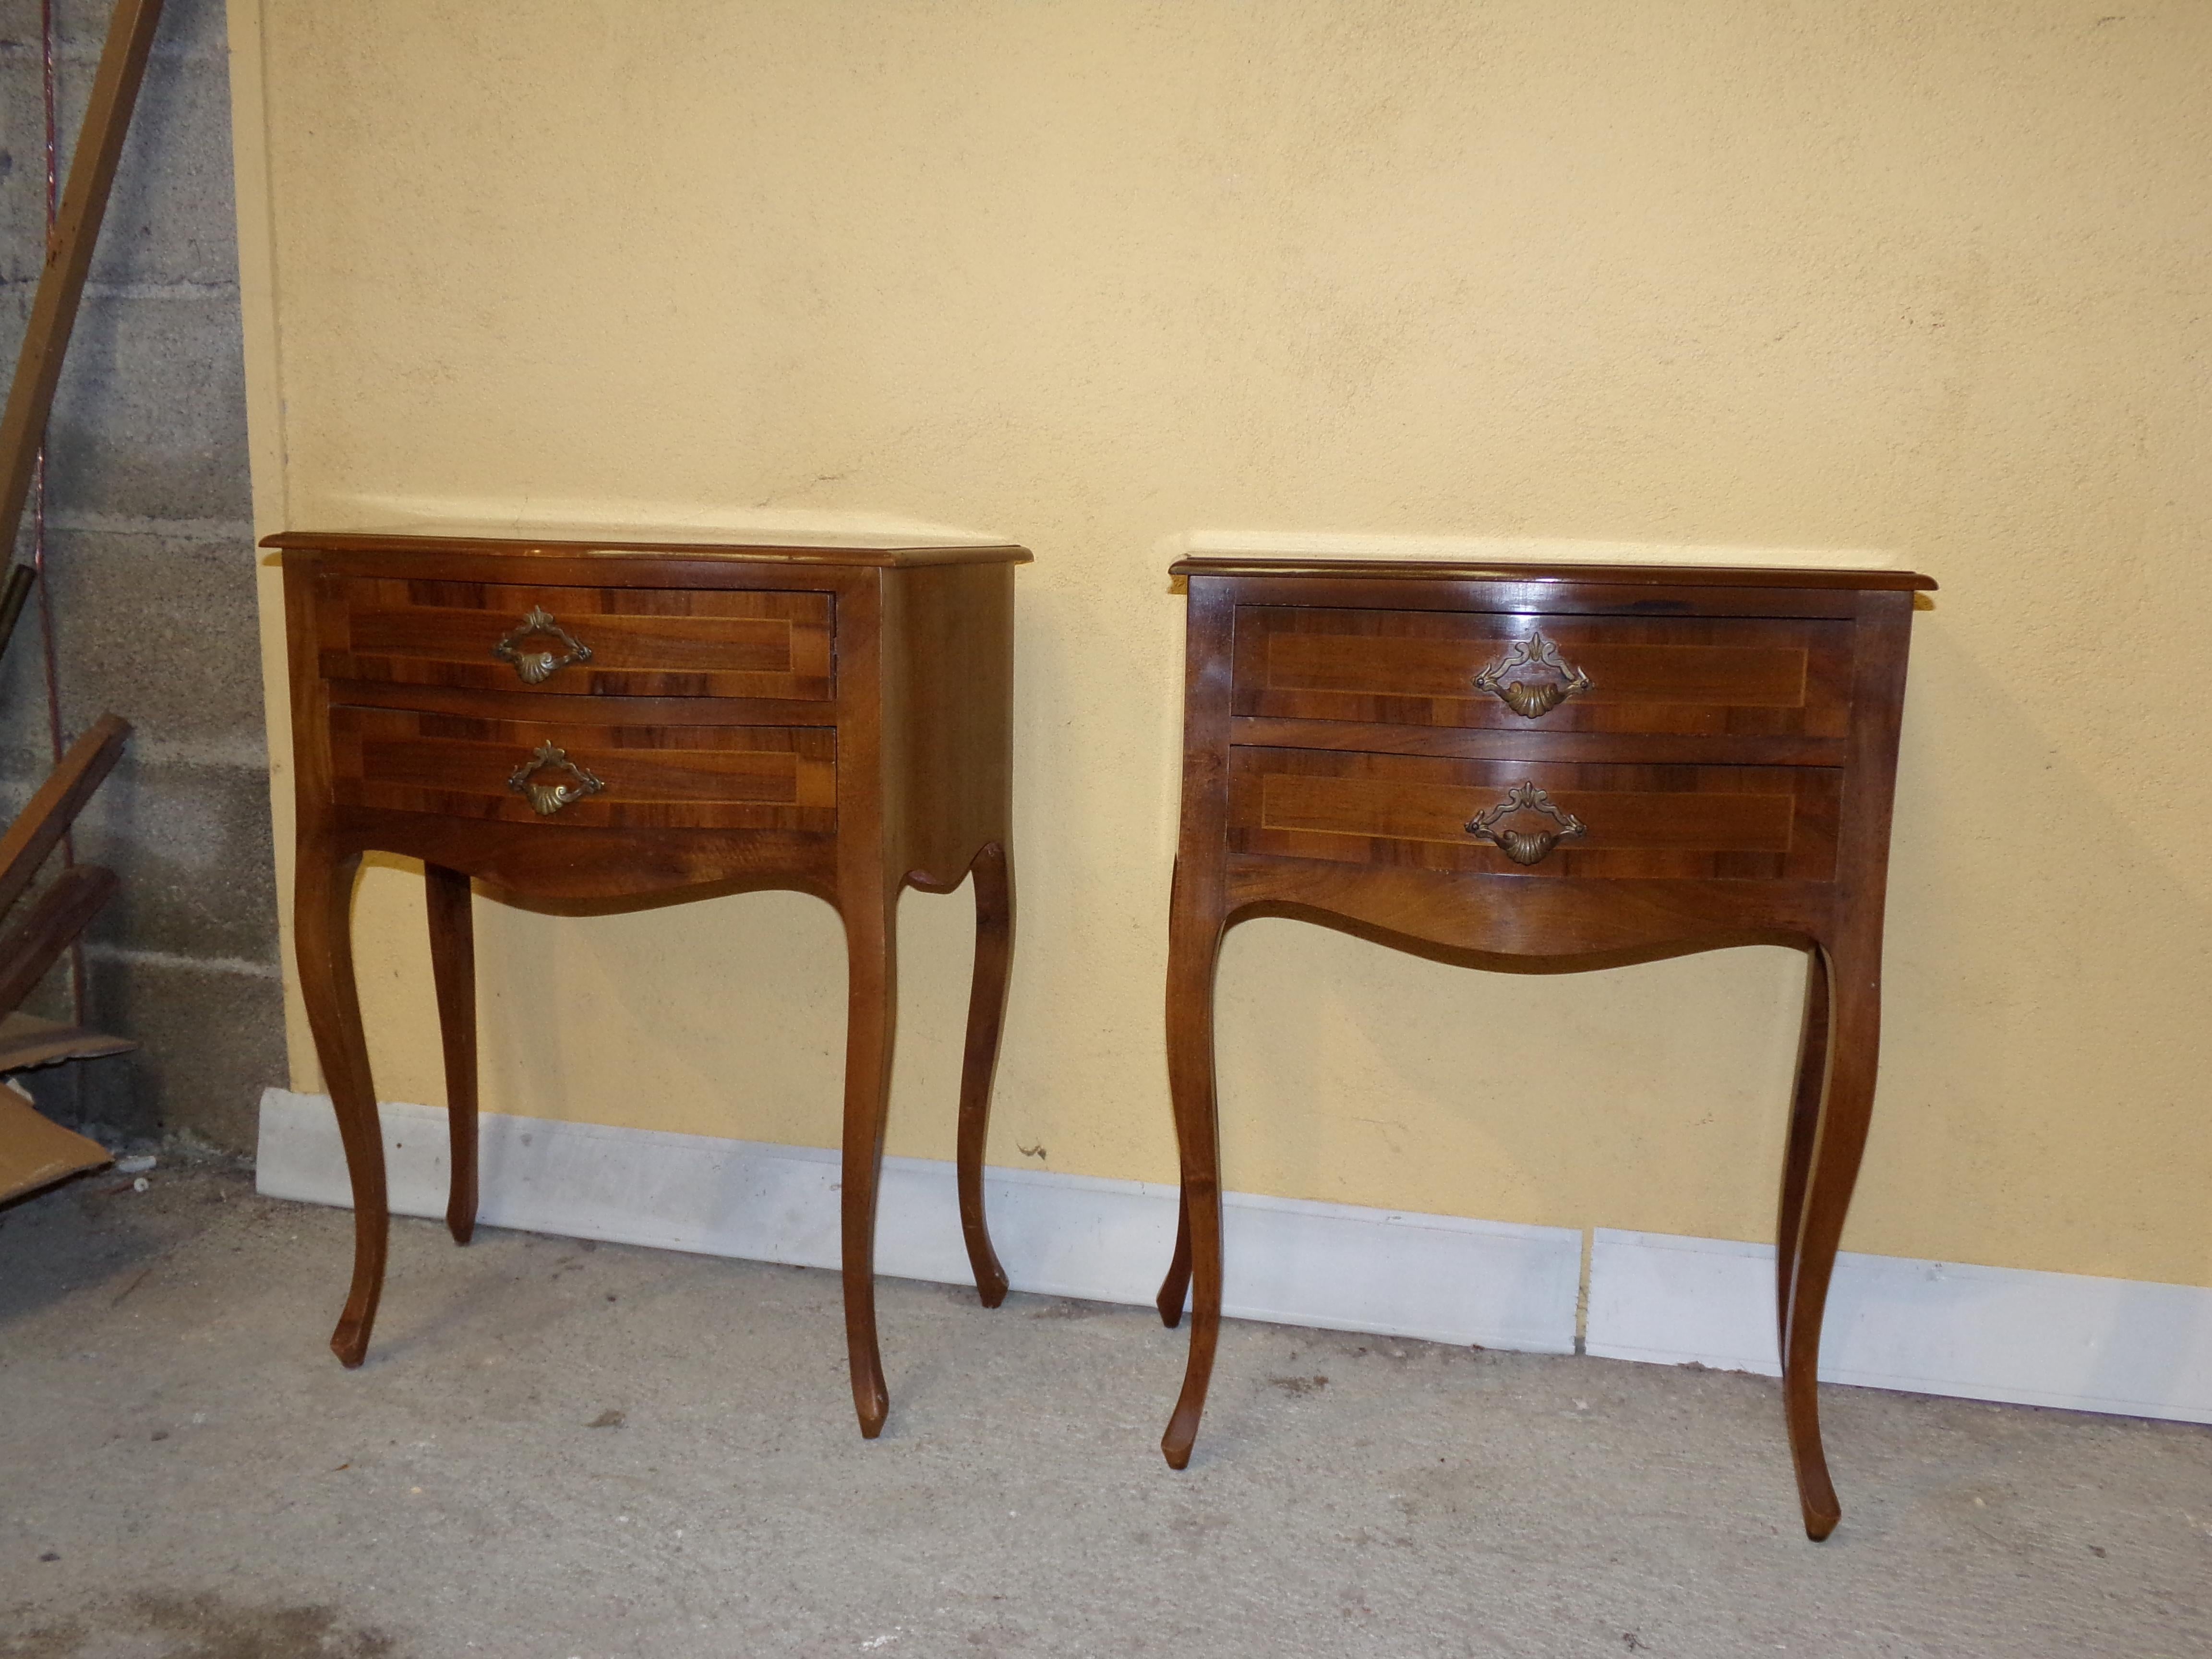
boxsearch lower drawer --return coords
[1228,747,1838,879]
[328,707,836,832]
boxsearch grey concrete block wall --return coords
[0,0,281,1150]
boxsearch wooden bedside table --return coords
[1154,556,1933,1539]
[271,527,1030,1438]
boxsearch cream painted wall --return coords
[228,1,2212,1286]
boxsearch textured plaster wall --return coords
[1,0,279,1146]
[232,1,2212,1285]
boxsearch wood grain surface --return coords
[278,531,1030,1439]
[1228,747,1839,880]
[1233,607,1851,738]
[318,576,835,699]
[1159,564,1924,1545]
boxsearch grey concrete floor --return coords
[2,1154,2208,1658]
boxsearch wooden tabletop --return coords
[264,527,1033,569]
[1170,556,1935,591]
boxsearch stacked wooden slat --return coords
[0,1,168,1201]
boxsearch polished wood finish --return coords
[1229,748,1841,880]
[423,864,477,1247]
[1159,557,1930,1540]
[265,528,1027,568]
[915,839,1014,1308]
[1176,557,1933,591]
[317,577,835,699]
[328,707,839,831]
[277,529,1029,1435]
[1234,608,1854,739]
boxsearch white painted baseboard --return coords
[1587,1228,2212,1425]
[255,1091,2212,1426]
[254,1091,1581,1354]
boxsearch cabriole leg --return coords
[1156,1187,1192,1327]
[954,842,1013,1307]
[1779,940,1881,1540]
[1160,902,1227,1470]
[294,845,385,1368]
[424,865,478,1246]
[841,886,899,1437]
[1775,946,1830,1350]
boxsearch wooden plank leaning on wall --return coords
[0,0,170,1190]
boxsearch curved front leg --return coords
[1780,940,1880,1540]
[425,865,479,1246]
[954,842,1013,1307]
[1160,899,1228,1470]
[841,884,898,1437]
[293,844,386,1368]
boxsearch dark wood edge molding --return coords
[264,530,1033,569]
[1171,557,1935,591]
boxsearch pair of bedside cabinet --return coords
[274,528,1929,1540]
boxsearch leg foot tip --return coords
[854,1384,890,1439]
[1803,1508,1840,1542]
[329,1333,368,1369]
[1154,1274,1188,1326]
[974,1265,1009,1308]
[1160,1437,1192,1471]
[447,1220,474,1246]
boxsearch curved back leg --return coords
[1159,899,1227,1470]
[1156,1187,1192,1327]
[424,864,478,1246]
[954,841,1012,1307]
[294,845,385,1368]
[1780,939,1881,1539]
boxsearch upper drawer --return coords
[1232,608,1851,739]
[315,577,833,699]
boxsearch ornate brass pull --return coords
[1465,781,1586,866]
[492,606,594,685]
[1472,629,1591,719]
[506,741,605,816]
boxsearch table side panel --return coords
[885,562,1016,885]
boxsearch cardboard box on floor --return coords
[0,1012,132,1202]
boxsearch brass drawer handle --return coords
[493,606,595,685]
[1465,781,1586,866]
[506,741,605,816]
[1473,629,1590,719]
